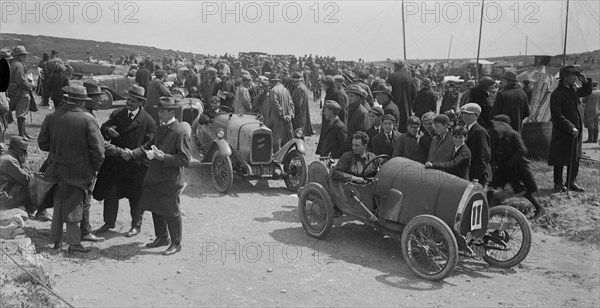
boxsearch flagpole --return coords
[402,0,407,60]
[475,0,485,81]
[562,0,570,65]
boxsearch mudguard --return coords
[201,139,233,163]
[273,138,306,162]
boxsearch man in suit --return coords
[371,114,400,156]
[460,103,491,185]
[135,62,151,96]
[489,115,546,218]
[426,126,471,180]
[145,69,172,124]
[372,83,400,130]
[386,60,417,131]
[427,114,454,163]
[393,116,426,163]
[94,85,157,237]
[131,97,191,256]
[412,78,437,120]
[315,101,347,159]
[366,106,384,151]
[490,71,530,132]
[548,66,593,193]
[38,85,105,253]
[268,73,295,152]
[331,131,377,185]
[345,85,370,151]
[419,112,436,157]
[469,76,495,129]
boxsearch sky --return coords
[1,0,599,61]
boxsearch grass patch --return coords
[0,259,58,308]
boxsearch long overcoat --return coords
[386,69,416,130]
[145,78,172,123]
[491,82,530,132]
[291,81,314,136]
[134,120,191,217]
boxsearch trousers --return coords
[152,213,182,245]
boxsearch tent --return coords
[516,65,560,122]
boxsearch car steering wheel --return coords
[361,154,391,179]
[217,105,233,113]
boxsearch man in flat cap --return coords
[461,103,491,185]
[371,114,400,156]
[145,69,172,124]
[373,83,400,129]
[366,106,384,151]
[233,74,253,114]
[94,85,157,237]
[345,85,370,151]
[426,114,454,163]
[412,78,437,120]
[316,100,347,159]
[490,71,530,133]
[132,96,191,255]
[199,67,221,107]
[392,116,426,163]
[38,85,105,253]
[489,114,546,218]
[0,136,34,213]
[548,65,593,193]
[469,76,495,129]
[322,75,348,124]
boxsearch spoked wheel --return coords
[212,153,233,194]
[401,215,459,281]
[482,205,532,268]
[96,89,113,110]
[283,150,308,191]
[298,183,334,239]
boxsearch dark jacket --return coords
[331,151,377,182]
[427,133,454,163]
[345,102,370,151]
[430,144,471,180]
[135,67,151,88]
[93,107,157,201]
[392,133,426,163]
[324,87,348,124]
[491,82,530,132]
[386,69,416,130]
[381,100,401,129]
[469,87,493,129]
[371,130,400,156]
[412,87,437,119]
[366,125,381,152]
[315,117,347,159]
[490,127,536,194]
[548,79,593,166]
[466,122,491,183]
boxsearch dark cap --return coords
[323,100,341,114]
[382,114,396,123]
[433,114,450,125]
[8,136,28,151]
[407,115,421,126]
[491,114,511,125]
[369,105,384,117]
[156,96,179,109]
[559,65,582,78]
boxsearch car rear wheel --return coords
[482,205,532,268]
[283,150,308,191]
[96,89,113,110]
[212,153,233,194]
[401,215,459,281]
[298,183,334,239]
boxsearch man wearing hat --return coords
[350,71,374,108]
[469,76,495,129]
[268,73,295,152]
[0,136,35,213]
[199,67,221,108]
[82,79,104,114]
[252,76,271,117]
[366,105,384,151]
[412,78,437,120]
[489,114,546,218]
[392,116,426,163]
[426,114,454,163]
[490,71,530,133]
[183,66,200,94]
[386,60,417,132]
[459,79,477,108]
[315,100,347,159]
[522,79,533,104]
[548,65,593,193]
[219,71,236,110]
[145,69,172,124]
[48,59,69,109]
[583,81,600,144]
[38,85,105,253]
[290,72,313,137]
[345,85,370,151]
[373,83,400,129]
[461,103,491,185]
[131,96,191,256]
[135,62,151,95]
[93,85,157,237]
[233,74,253,114]
[440,83,459,115]
[371,114,400,156]
[322,75,348,124]
[8,46,34,141]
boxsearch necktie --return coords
[388,133,392,143]
[129,112,134,120]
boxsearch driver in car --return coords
[331,131,377,185]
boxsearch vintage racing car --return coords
[195,108,308,194]
[298,156,532,281]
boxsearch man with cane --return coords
[548,65,593,193]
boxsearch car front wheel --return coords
[401,215,459,281]
[283,150,308,192]
[96,89,113,110]
[298,182,334,239]
[212,153,233,194]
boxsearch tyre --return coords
[212,153,233,194]
[96,89,113,110]
[401,215,459,281]
[482,205,532,268]
[298,182,334,239]
[283,150,308,191]
[65,65,74,79]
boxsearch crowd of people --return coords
[1,44,600,254]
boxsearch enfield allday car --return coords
[195,108,308,194]
[298,156,532,281]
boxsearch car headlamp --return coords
[295,128,304,139]
[216,128,225,139]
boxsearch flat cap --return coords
[491,114,511,124]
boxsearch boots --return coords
[524,192,546,219]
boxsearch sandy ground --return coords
[5,97,600,307]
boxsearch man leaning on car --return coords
[331,131,377,185]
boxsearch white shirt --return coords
[162,117,176,126]
[128,107,140,119]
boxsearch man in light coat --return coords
[268,73,295,152]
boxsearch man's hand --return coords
[425,162,433,168]
[351,176,367,184]
[121,148,133,161]
[283,115,292,122]
[107,126,120,138]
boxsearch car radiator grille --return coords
[252,133,272,163]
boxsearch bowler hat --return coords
[8,136,28,151]
[13,46,29,56]
[369,105,384,117]
[372,83,393,97]
[127,84,146,101]
[83,79,102,96]
[559,65,581,78]
[346,84,367,98]
[320,75,335,84]
[491,114,511,125]
[460,103,481,116]
[500,71,518,81]
[421,78,431,87]
[156,96,179,110]
[323,100,341,114]
[62,85,91,101]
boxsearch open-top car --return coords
[298,156,532,281]
[195,109,308,194]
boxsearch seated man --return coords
[0,136,35,214]
[331,131,377,185]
